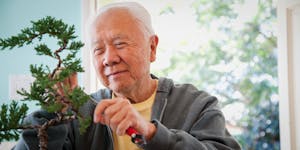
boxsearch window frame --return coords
[277,0,300,149]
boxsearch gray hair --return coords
[85,2,155,49]
[95,2,154,35]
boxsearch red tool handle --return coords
[126,127,146,146]
[126,127,138,137]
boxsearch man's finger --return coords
[65,73,78,90]
[93,99,117,123]
[55,82,65,96]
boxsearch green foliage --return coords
[35,44,53,56]
[0,101,28,142]
[159,5,175,15]
[78,116,92,135]
[237,100,279,150]
[67,87,90,111]
[0,16,85,110]
[0,16,75,50]
[191,0,242,25]
[0,16,90,145]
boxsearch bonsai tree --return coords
[0,16,91,150]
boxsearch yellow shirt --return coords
[112,81,158,150]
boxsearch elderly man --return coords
[14,2,241,150]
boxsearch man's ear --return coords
[150,35,159,62]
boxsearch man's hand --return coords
[55,73,78,96]
[93,98,156,141]
[53,71,78,113]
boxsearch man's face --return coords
[89,9,156,93]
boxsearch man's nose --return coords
[102,47,121,66]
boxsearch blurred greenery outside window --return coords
[98,0,279,149]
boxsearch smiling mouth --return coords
[107,70,128,78]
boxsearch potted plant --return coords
[0,16,91,150]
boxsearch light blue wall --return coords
[0,0,81,107]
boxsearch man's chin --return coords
[109,83,128,93]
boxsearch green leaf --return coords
[34,44,53,56]
[78,116,91,134]
[0,101,28,142]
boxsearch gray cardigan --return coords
[14,77,241,150]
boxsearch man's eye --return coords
[94,48,103,55]
[115,42,127,49]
